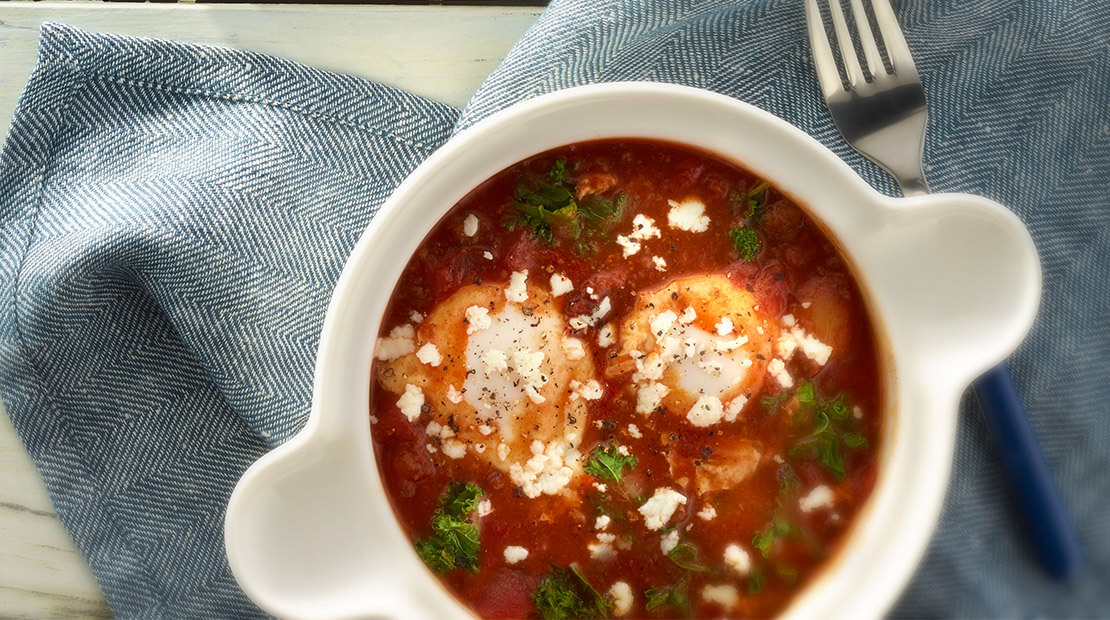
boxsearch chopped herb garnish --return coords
[747,568,766,594]
[752,514,795,559]
[776,563,799,584]
[414,482,484,574]
[666,542,712,574]
[532,565,612,620]
[760,392,789,414]
[728,226,761,262]
[730,181,769,225]
[644,578,691,616]
[503,160,624,247]
[583,443,638,484]
[788,380,868,481]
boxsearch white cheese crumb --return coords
[799,484,835,513]
[679,307,697,324]
[482,348,508,373]
[562,337,586,361]
[853,405,864,420]
[463,213,478,237]
[374,324,415,361]
[483,250,494,260]
[801,301,812,309]
[715,334,749,353]
[630,213,662,240]
[497,443,510,462]
[667,198,711,232]
[571,297,612,331]
[609,582,633,616]
[724,543,752,576]
[627,423,643,439]
[697,505,718,521]
[474,443,487,454]
[768,357,794,388]
[686,395,725,427]
[571,379,604,401]
[477,498,493,517]
[442,439,466,459]
[650,311,678,340]
[715,317,734,336]
[724,395,748,422]
[410,311,423,324]
[652,256,667,272]
[589,540,615,560]
[638,488,688,530]
[425,443,438,454]
[415,342,442,366]
[782,313,797,327]
[632,352,665,382]
[503,545,529,564]
[598,323,616,347]
[615,234,642,258]
[701,584,739,610]
[796,329,834,366]
[446,384,463,404]
[550,273,574,297]
[636,381,670,414]
[508,438,581,498]
[465,305,491,334]
[505,270,529,303]
[660,530,680,555]
[397,384,424,422]
[595,515,611,530]
[478,424,493,436]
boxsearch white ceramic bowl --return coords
[225,83,1040,620]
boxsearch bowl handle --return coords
[225,433,468,619]
[858,193,1041,384]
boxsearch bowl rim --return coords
[225,81,1041,620]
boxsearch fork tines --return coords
[805,0,920,95]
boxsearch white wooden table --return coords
[0,4,542,616]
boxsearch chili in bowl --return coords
[224,83,1040,620]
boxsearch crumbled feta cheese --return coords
[442,439,466,459]
[630,214,662,240]
[660,530,680,555]
[632,352,665,382]
[615,234,642,258]
[477,498,493,517]
[562,337,586,361]
[650,311,678,339]
[679,307,697,324]
[550,273,574,297]
[796,329,833,365]
[508,438,581,498]
[570,379,604,401]
[627,423,642,439]
[853,405,863,420]
[571,297,612,330]
[374,324,415,361]
[636,381,670,414]
[701,584,739,610]
[506,270,529,303]
[724,395,748,422]
[446,384,463,404]
[497,443,510,462]
[638,488,688,530]
[524,384,546,404]
[425,443,438,453]
[724,543,751,576]
[415,342,442,366]
[463,213,478,237]
[595,515,611,530]
[465,305,491,334]
[782,313,796,327]
[617,445,631,457]
[714,334,749,353]
[397,384,424,422]
[802,301,812,309]
[474,443,487,454]
[503,545,529,564]
[715,317,734,336]
[598,323,616,347]
[799,484,835,513]
[594,482,608,492]
[697,505,718,521]
[686,395,725,427]
[410,311,423,324]
[478,424,493,436]
[482,349,508,373]
[652,256,667,272]
[667,198,711,232]
[483,250,494,260]
[589,540,615,559]
[609,582,633,616]
[768,357,794,388]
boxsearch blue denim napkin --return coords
[1,1,1107,617]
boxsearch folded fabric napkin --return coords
[1,1,1107,617]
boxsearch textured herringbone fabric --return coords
[0,1,1107,618]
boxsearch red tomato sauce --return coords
[369,139,883,619]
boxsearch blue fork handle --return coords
[973,363,1083,580]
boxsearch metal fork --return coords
[805,0,1083,580]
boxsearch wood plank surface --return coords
[0,4,541,617]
